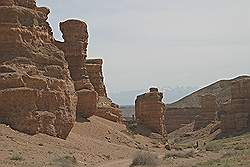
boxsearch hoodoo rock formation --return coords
[220,78,250,133]
[55,20,97,119]
[0,0,77,139]
[135,88,166,135]
[194,94,217,130]
[55,20,122,123]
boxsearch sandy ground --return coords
[0,116,234,167]
[0,116,163,167]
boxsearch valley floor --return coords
[0,117,249,167]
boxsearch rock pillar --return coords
[57,20,97,119]
[135,88,167,135]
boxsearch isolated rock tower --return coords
[55,20,97,119]
[135,88,167,135]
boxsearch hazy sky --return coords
[38,0,250,94]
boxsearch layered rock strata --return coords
[86,59,107,97]
[165,107,201,133]
[135,88,166,135]
[55,20,97,119]
[86,59,122,122]
[220,78,250,133]
[194,94,217,130]
[96,97,123,123]
[0,0,77,139]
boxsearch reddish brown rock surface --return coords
[135,88,166,135]
[0,1,77,139]
[86,59,107,97]
[85,59,122,122]
[166,76,250,133]
[56,19,97,119]
[165,107,201,133]
[96,97,123,123]
[194,94,217,130]
[220,78,250,133]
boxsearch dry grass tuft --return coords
[165,149,195,159]
[130,151,160,167]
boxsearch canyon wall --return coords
[220,78,250,133]
[0,0,77,139]
[135,88,166,135]
[194,94,217,130]
[165,107,201,133]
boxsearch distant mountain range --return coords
[109,86,198,105]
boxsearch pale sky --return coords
[38,0,250,94]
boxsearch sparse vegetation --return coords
[52,155,78,167]
[205,133,250,152]
[10,152,24,161]
[194,133,250,167]
[165,149,195,159]
[130,151,160,167]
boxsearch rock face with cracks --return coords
[0,0,77,139]
[86,59,107,97]
[86,59,122,122]
[165,107,201,133]
[220,78,250,133]
[194,94,217,130]
[56,19,97,119]
[135,88,167,135]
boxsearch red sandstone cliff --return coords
[0,0,77,139]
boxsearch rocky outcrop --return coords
[56,20,97,119]
[86,59,107,97]
[165,76,250,133]
[194,94,217,130]
[96,97,123,123]
[165,107,201,133]
[169,76,250,108]
[85,59,122,122]
[220,78,250,133]
[135,88,166,135]
[0,0,77,139]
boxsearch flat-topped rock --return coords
[135,88,166,135]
